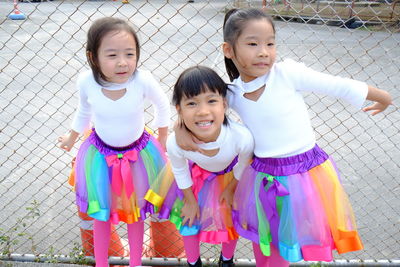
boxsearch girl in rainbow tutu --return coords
[146,66,254,267]
[177,7,393,267]
[57,17,170,267]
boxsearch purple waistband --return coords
[251,144,329,176]
[88,129,150,156]
[189,156,238,175]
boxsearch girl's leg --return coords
[268,244,289,267]
[221,239,238,260]
[94,220,111,267]
[252,242,289,267]
[252,242,268,267]
[182,235,201,264]
[127,221,145,267]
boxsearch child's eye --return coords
[127,53,135,57]
[208,99,218,104]
[267,42,275,46]
[248,42,257,46]
[186,101,196,106]
[107,54,116,57]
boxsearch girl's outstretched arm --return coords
[363,85,393,115]
[58,130,80,152]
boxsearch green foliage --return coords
[0,200,40,256]
[43,246,60,263]
[0,200,92,265]
[68,242,91,265]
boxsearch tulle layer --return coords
[146,160,239,244]
[233,145,363,262]
[74,129,167,224]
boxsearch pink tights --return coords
[252,242,289,267]
[94,219,144,267]
[183,235,238,263]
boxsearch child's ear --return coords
[223,98,228,110]
[87,51,97,68]
[222,42,233,59]
[86,51,93,62]
[176,104,181,114]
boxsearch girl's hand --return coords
[363,102,391,116]
[220,187,235,207]
[181,198,200,227]
[57,130,79,152]
[181,188,200,227]
[219,179,238,207]
[363,86,393,116]
[58,134,74,151]
[174,120,203,152]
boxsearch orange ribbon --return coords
[335,229,363,254]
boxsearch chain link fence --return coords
[0,0,399,265]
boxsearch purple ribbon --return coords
[140,201,155,219]
[232,210,260,243]
[258,174,289,246]
[158,182,184,219]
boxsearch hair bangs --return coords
[173,66,228,106]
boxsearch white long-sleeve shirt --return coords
[167,121,254,189]
[228,59,368,158]
[71,69,170,147]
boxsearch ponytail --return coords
[224,57,239,82]
[223,8,240,82]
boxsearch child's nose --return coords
[118,58,127,66]
[258,45,269,57]
[197,104,209,115]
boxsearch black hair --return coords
[173,65,229,125]
[86,17,140,86]
[223,8,276,81]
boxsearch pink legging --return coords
[252,242,289,267]
[94,219,144,267]
[183,235,238,263]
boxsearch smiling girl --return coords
[146,66,254,267]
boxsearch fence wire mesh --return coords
[0,0,399,264]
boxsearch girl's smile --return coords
[196,121,213,127]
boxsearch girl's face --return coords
[223,18,276,82]
[177,90,226,143]
[97,30,138,84]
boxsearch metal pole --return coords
[1,254,400,266]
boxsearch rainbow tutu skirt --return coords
[74,129,167,224]
[233,144,363,262]
[146,158,239,244]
